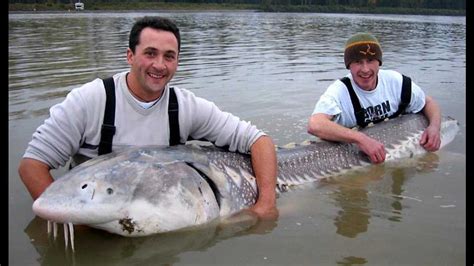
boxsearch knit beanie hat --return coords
[344,33,383,69]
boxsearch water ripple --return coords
[9,12,465,123]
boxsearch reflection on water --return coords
[9,11,465,265]
[337,256,368,265]
[25,211,277,265]
[324,153,439,239]
[24,152,443,264]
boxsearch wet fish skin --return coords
[32,113,459,237]
[276,113,459,183]
[34,146,224,236]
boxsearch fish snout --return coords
[32,197,68,222]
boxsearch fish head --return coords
[33,147,221,236]
[32,161,134,225]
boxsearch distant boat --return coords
[75,2,84,10]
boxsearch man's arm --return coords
[248,135,279,220]
[419,95,442,151]
[307,113,386,164]
[18,158,54,200]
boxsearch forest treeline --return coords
[9,0,466,15]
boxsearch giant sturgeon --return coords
[32,113,459,250]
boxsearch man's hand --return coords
[419,125,441,152]
[309,114,386,164]
[249,135,279,220]
[420,95,442,152]
[248,200,279,220]
[356,133,386,164]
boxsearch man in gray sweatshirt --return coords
[18,16,278,219]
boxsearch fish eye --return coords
[107,188,114,195]
[81,184,88,189]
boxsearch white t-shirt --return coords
[312,69,426,128]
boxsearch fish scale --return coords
[32,113,459,251]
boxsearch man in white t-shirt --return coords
[307,32,441,164]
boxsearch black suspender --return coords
[340,74,412,128]
[168,87,182,146]
[98,77,182,156]
[390,75,412,118]
[340,77,366,128]
[98,77,116,155]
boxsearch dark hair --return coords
[129,16,181,53]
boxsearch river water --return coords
[9,11,465,265]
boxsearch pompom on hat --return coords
[344,33,383,69]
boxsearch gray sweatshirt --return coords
[23,71,265,169]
